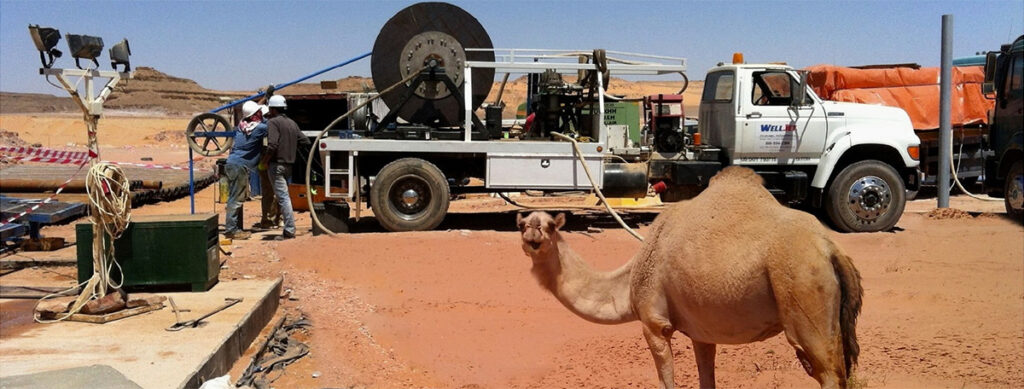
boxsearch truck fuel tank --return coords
[602,162,650,198]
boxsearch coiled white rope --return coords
[35,162,132,323]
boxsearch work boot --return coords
[252,221,279,230]
[274,231,295,241]
[226,230,252,240]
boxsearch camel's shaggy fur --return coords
[518,166,862,389]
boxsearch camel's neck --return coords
[531,236,638,324]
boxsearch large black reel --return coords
[371,2,495,126]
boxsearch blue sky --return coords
[1,0,1021,95]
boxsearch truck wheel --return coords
[1005,160,1023,222]
[370,158,450,232]
[826,160,906,232]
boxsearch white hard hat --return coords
[260,104,269,115]
[268,95,287,108]
[241,101,261,118]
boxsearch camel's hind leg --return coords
[692,340,717,389]
[772,272,847,388]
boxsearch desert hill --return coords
[0,67,703,118]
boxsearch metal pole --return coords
[938,14,953,208]
[188,147,195,214]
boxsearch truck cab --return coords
[983,35,1024,220]
[692,63,921,232]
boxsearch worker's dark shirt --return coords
[265,114,307,164]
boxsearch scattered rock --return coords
[0,129,27,147]
[311,371,321,378]
[126,293,167,308]
[80,292,126,315]
[35,296,77,318]
[927,208,973,220]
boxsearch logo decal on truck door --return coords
[760,124,796,132]
[757,123,797,152]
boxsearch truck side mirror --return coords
[982,52,998,98]
[792,71,809,107]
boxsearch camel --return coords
[517,166,863,389]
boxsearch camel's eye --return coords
[545,220,556,232]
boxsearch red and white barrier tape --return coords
[1,146,211,171]
[1,158,90,227]
[0,146,96,161]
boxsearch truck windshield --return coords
[703,71,734,102]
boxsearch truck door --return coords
[736,70,828,164]
[699,70,738,157]
[992,50,1023,159]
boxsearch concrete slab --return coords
[0,364,143,389]
[0,278,280,389]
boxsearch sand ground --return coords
[1,114,1022,388]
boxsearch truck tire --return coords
[1004,160,1023,222]
[370,158,450,232]
[826,160,906,232]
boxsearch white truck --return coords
[313,59,921,234]
[653,61,922,232]
[310,3,920,234]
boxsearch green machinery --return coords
[77,214,219,292]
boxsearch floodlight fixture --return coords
[28,24,62,68]
[109,39,131,72]
[65,33,104,69]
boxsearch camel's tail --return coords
[830,246,863,375]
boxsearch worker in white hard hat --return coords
[260,94,311,240]
[223,100,269,240]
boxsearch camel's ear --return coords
[553,213,566,230]
[516,213,525,231]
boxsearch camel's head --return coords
[517,211,565,256]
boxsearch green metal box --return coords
[603,101,643,145]
[76,213,219,292]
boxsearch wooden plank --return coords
[0,285,70,299]
[66,303,164,324]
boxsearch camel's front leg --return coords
[692,340,717,388]
[642,322,675,389]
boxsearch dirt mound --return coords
[927,208,973,219]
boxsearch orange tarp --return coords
[805,65,993,130]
